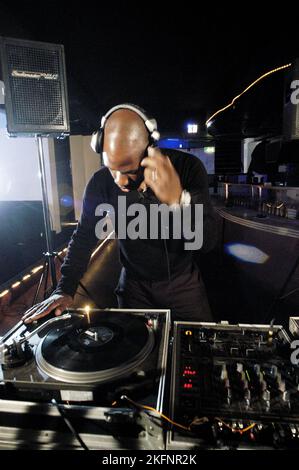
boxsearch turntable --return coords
[0,308,170,450]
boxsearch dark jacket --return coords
[55,148,218,297]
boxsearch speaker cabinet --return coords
[0,37,69,135]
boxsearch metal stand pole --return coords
[36,135,57,290]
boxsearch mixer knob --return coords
[278,379,286,393]
[282,390,290,405]
[253,364,261,375]
[290,425,297,437]
[258,371,264,383]
[260,379,267,392]
[239,371,248,388]
[276,372,282,383]
[262,389,271,411]
[269,365,278,378]
[223,378,230,389]
[220,364,228,381]
[240,370,246,381]
[242,379,249,390]
[244,388,251,406]
[226,387,232,404]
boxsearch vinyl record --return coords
[36,313,154,383]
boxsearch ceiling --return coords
[0,2,298,138]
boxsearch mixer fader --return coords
[168,322,299,449]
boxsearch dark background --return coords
[0,1,298,137]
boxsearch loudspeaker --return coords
[0,36,69,135]
[90,103,160,154]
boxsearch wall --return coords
[0,126,61,232]
[183,147,215,174]
[69,135,101,220]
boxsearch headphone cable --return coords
[163,239,171,286]
[51,398,89,450]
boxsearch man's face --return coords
[102,147,146,192]
[102,109,149,192]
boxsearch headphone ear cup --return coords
[148,136,156,148]
[90,129,104,154]
[96,129,104,154]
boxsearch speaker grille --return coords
[0,37,69,134]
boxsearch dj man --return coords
[23,104,217,324]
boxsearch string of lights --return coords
[0,229,115,301]
[0,248,68,300]
[205,63,292,126]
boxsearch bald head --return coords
[103,109,149,171]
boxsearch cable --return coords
[160,206,173,300]
[121,395,191,431]
[120,395,208,432]
[206,63,292,126]
[121,396,257,439]
[51,398,89,450]
[139,188,172,288]
[279,287,299,300]
[163,238,171,286]
[215,417,256,435]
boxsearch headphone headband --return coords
[101,103,147,125]
[101,103,159,137]
[91,103,160,154]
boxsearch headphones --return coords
[90,103,160,154]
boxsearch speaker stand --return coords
[32,137,96,305]
[32,135,57,304]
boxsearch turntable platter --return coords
[36,313,154,383]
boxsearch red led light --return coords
[183,366,197,377]
[183,383,193,389]
[183,370,196,376]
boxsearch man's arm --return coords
[54,175,101,297]
[22,174,103,323]
[140,148,218,253]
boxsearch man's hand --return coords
[141,147,183,205]
[22,293,73,324]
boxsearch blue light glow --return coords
[158,138,185,149]
[225,243,269,264]
[60,195,73,207]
